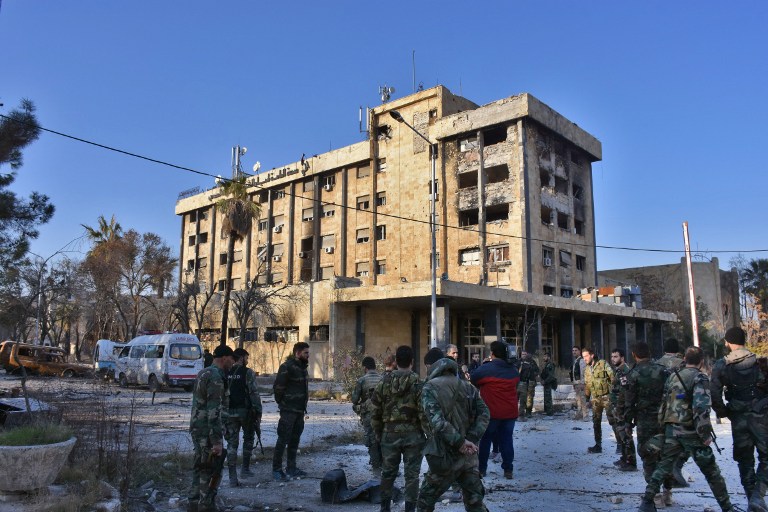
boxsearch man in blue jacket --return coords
[470,341,520,479]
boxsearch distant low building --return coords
[598,257,740,340]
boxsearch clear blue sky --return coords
[2,1,766,272]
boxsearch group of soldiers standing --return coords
[187,342,310,512]
[568,328,767,512]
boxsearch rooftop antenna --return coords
[359,106,369,136]
[412,50,416,93]
[379,85,395,103]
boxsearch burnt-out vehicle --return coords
[0,341,92,377]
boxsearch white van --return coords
[115,333,203,391]
[93,339,127,379]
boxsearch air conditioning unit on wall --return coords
[298,252,307,259]
[324,247,334,254]
[273,255,281,262]
[273,225,282,233]
[324,184,333,191]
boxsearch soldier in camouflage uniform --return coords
[711,327,768,512]
[625,341,675,504]
[370,345,426,512]
[517,351,538,421]
[607,348,636,470]
[188,345,235,512]
[656,338,684,371]
[654,338,689,488]
[224,348,262,486]
[418,357,490,512]
[584,347,614,453]
[539,351,557,416]
[637,346,733,512]
[272,342,309,481]
[351,356,383,474]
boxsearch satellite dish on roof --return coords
[252,161,261,173]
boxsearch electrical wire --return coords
[3,113,767,255]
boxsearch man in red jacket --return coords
[470,340,520,479]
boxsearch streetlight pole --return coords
[389,110,438,348]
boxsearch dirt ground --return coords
[0,373,752,512]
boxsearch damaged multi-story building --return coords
[175,86,675,378]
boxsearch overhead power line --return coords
[3,113,767,256]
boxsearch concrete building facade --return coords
[598,257,740,338]
[175,86,675,378]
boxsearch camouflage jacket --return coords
[190,365,229,445]
[273,355,308,413]
[659,366,713,440]
[711,347,767,418]
[624,360,669,425]
[370,368,425,437]
[609,362,631,407]
[585,359,613,398]
[421,358,490,457]
[352,370,382,417]
[656,353,684,370]
[228,363,263,418]
[518,358,540,384]
[539,361,557,387]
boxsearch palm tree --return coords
[743,258,768,314]
[81,214,123,256]
[215,175,259,346]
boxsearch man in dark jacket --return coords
[418,357,490,512]
[711,327,768,511]
[272,342,309,481]
[470,340,519,479]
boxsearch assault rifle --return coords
[710,431,723,455]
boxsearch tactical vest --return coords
[228,364,248,409]
[660,367,698,427]
[360,372,382,414]
[588,361,612,397]
[635,363,669,412]
[519,360,533,382]
[725,360,764,402]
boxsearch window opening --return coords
[460,248,481,266]
[357,195,370,210]
[557,211,569,230]
[486,164,509,183]
[559,250,571,268]
[542,246,554,267]
[486,204,509,223]
[483,125,507,145]
[302,208,314,222]
[541,205,553,225]
[356,228,370,243]
[458,171,477,189]
[576,255,586,271]
[554,176,569,195]
[303,180,314,192]
[574,218,585,236]
[356,261,370,277]
[376,191,387,206]
[459,209,479,227]
[357,165,371,178]
[375,225,386,241]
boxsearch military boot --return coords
[670,457,689,488]
[379,499,391,512]
[404,502,416,512]
[241,459,254,477]
[587,444,602,453]
[228,465,240,487]
[186,501,199,512]
[637,498,657,512]
[748,486,768,512]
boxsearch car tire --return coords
[119,373,128,388]
[62,368,76,378]
[148,374,160,393]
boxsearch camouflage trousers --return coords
[418,452,486,512]
[380,431,424,503]
[636,417,673,488]
[606,402,636,464]
[526,382,536,414]
[644,429,731,511]
[590,394,610,445]
[573,383,588,419]
[517,382,529,419]
[730,411,768,496]
[189,435,222,506]
[361,414,382,469]
[225,409,255,468]
[273,410,305,472]
[543,385,554,415]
